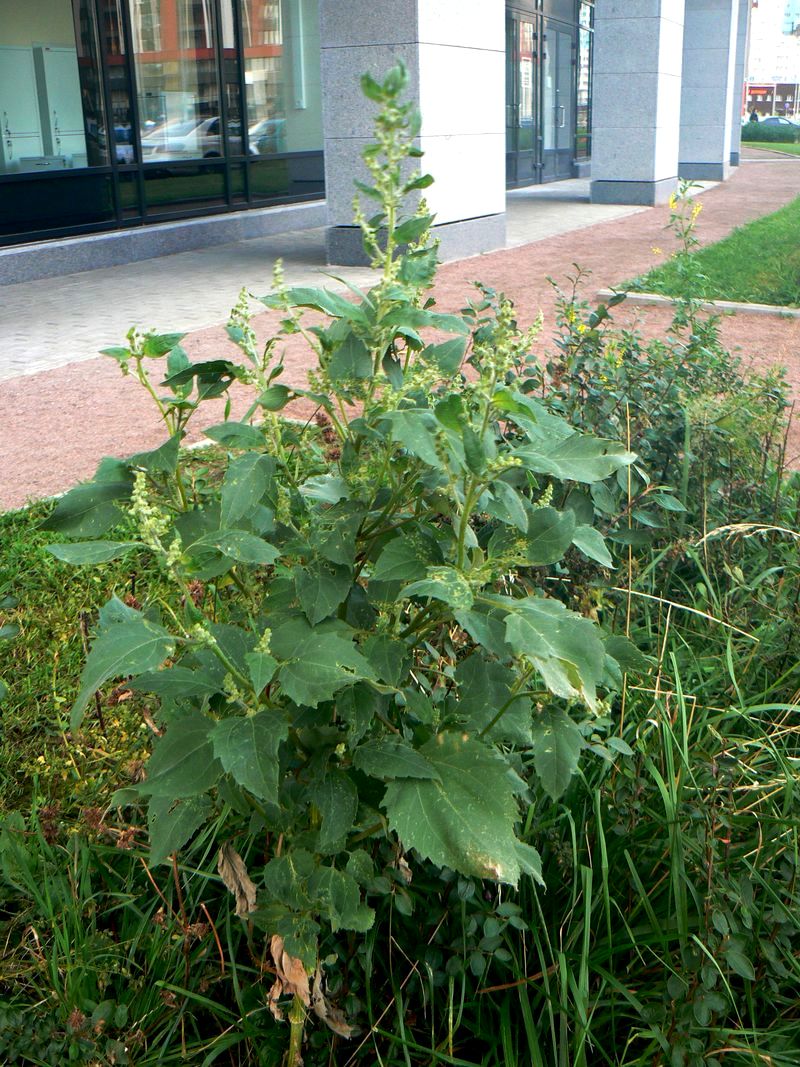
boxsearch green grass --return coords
[630,194,800,307]
[746,141,800,157]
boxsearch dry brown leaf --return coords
[217,843,257,918]
[270,934,310,1006]
[267,975,284,1022]
[311,966,355,1039]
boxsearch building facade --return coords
[0,0,750,268]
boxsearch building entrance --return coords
[505,5,580,187]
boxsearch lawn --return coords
[629,193,800,306]
[745,141,800,156]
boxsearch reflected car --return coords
[248,117,286,155]
[140,117,255,160]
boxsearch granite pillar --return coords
[678,0,739,180]
[729,0,750,165]
[319,0,506,265]
[590,0,686,206]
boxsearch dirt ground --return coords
[2,152,799,510]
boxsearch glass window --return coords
[576,2,593,160]
[0,172,115,236]
[241,0,322,156]
[142,159,226,211]
[0,0,109,175]
[130,0,222,162]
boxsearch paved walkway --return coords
[0,180,641,383]
[1,154,799,509]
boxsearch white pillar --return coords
[679,0,739,180]
[729,0,750,165]
[319,0,506,265]
[590,0,686,206]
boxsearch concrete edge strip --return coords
[596,289,800,320]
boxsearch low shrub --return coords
[741,120,798,143]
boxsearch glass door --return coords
[506,13,539,186]
[542,20,575,182]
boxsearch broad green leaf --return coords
[354,738,441,781]
[279,632,375,708]
[211,712,287,803]
[650,491,687,513]
[336,683,379,744]
[385,410,441,467]
[148,794,212,866]
[487,480,528,533]
[300,474,351,503]
[161,358,237,391]
[128,433,182,475]
[572,524,614,568]
[257,384,292,411]
[462,427,486,474]
[525,507,577,565]
[371,537,428,584]
[455,606,512,660]
[203,421,265,448]
[515,434,635,484]
[723,942,755,981]
[310,866,374,932]
[328,333,373,380]
[454,656,533,745]
[200,530,279,566]
[262,287,368,325]
[245,651,279,695]
[47,541,140,565]
[393,214,434,244]
[530,707,584,800]
[138,711,220,797]
[132,666,220,699]
[295,561,353,625]
[308,771,358,852]
[0,624,18,641]
[502,596,606,710]
[383,733,530,886]
[41,480,131,537]
[401,567,473,612]
[71,615,175,729]
[604,634,650,673]
[361,634,407,686]
[422,337,467,374]
[143,331,185,357]
[380,306,469,336]
[220,454,275,527]
[398,247,438,287]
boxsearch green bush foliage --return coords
[741,120,799,143]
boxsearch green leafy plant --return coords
[44,64,640,1060]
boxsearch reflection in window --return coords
[130,0,222,162]
[576,1,593,160]
[0,0,108,175]
[241,0,322,157]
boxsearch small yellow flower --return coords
[668,192,678,210]
[651,246,663,255]
[691,201,703,219]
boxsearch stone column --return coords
[319,0,506,265]
[678,0,739,180]
[729,0,750,165]
[590,0,686,206]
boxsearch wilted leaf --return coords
[312,967,356,1038]
[218,843,258,917]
